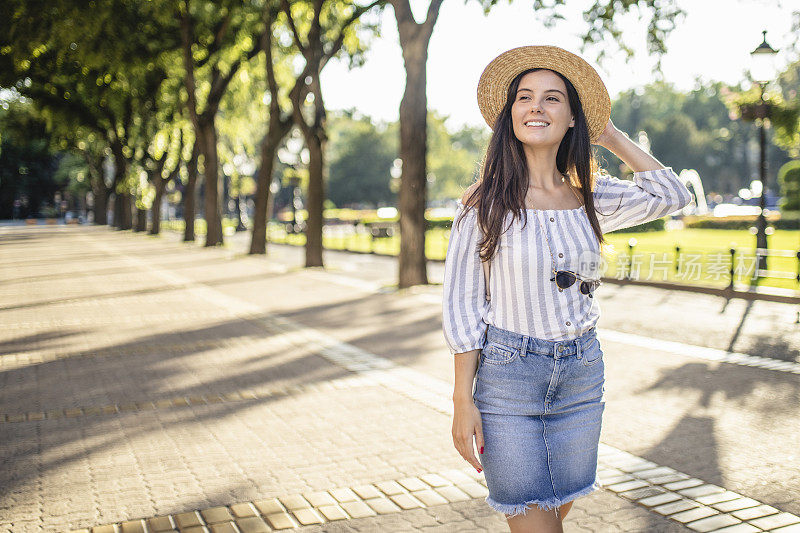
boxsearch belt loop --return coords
[521,335,529,356]
[576,338,583,360]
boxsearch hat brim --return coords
[477,45,611,144]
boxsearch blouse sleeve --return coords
[442,201,490,356]
[592,166,694,234]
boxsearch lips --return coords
[524,120,550,128]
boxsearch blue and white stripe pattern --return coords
[442,166,693,356]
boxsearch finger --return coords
[456,436,482,472]
[475,424,485,458]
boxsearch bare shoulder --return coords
[460,182,481,207]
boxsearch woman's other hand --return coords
[593,117,623,150]
[452,397,484,472]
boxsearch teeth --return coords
[525,121,549,127]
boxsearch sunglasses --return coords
[550,269,601,297]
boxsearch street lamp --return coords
[748,29,778,277]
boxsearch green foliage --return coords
[326,110,396,207]
[426,112,490,201]
[778,160,800,212]
[605,80,791,196]
[0,98,61,218]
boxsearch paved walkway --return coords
[1,225,799,532]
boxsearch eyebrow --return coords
[517,88,566,97]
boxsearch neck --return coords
[522,144,562,191]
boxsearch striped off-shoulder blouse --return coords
[442,166,693,356]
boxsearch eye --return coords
[547,96,559,102]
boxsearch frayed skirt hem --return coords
[485,479,601,518]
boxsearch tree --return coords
[178,0,266,246]
[280,0,384,266]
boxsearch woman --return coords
[442,45,693,533]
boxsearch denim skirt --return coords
[473,323,605,518]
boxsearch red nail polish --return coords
[480,446,484,454]
[477,468,482,473]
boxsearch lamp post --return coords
[747,30,778,277]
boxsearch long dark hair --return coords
[457,67,618,263]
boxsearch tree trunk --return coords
[93,185,108,225]
[150,180,166,235]
[391,0,442,288]
[119,192,133,230]
[305,131,325,267]
[249,130,283,254]
[184,142,199,241]
[135,207,147,232]
[397,41,429,287]
[199,118,223,246]
[112,193,120,228]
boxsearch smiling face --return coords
[511,69,575,149]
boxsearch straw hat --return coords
[477,45,611,143]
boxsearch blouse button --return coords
[549,217,555,222]
[558,253,563,258]
[558,288,563,292]
[566,321,571,326]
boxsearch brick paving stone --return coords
[373,481,406,497]
[396,477,428,492]
[409,489,449,507]
[438,469,474,485]
[650,474,692,485]
[619,486,667,500]
[600,473,636,485]
[120,520,146,533]
[457,482,490,499]
[350,485,382,500]
[618,460,660,473]
[636,467,680,479]
[771,525,800,533]
[173,512,204,529]
[669,507,718,523]
[419,474,450,488]
[316,505,348,521]
[711,524,761,533]
[338,501,376,519]
[229,503,258,518]
[606,479,650,493]
[146,516,176,531]
[639,492,682,507]
[252,499,284,516]
[363,498,402,514]
[388,493,424,510]
[200,508,233,524]
[208,523,237,533]
[654,500,702,516]
[684,514,740,532]
[236,516,272,532]
[664,479,706,491]
[712,498,761,513]
[434,486,471,503]
[678,484,727,499]
[732,504,780,520]
[303,491,337,507]
[277,494,311,511]
[749,512,800,530]
[329,488,360,503]
[694,491,742,505]
[292,508,324,526]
